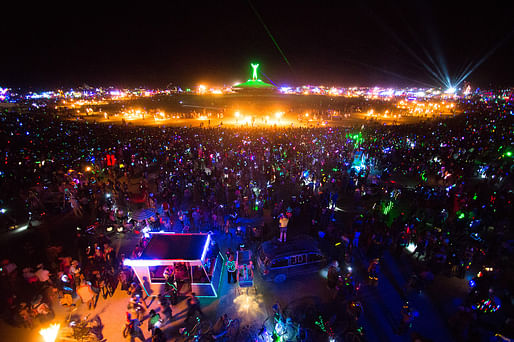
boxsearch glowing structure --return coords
[124,233,222,297]
[232,63,277,93]
[251,63,259,81]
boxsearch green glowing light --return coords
[383,201,394,215]
[421,171,427,182]
[473,193,478,200]
[457,212,465,219]
[248,0,292,70]
[346,132,363,148]
[315,316,327,333]
[506,151,513,157]
[251,63,259,81]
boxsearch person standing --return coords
[226,254,237,284]
[77,280,96,310]
[327,261,339,290]
[163,265,175,283]
[367,258,380,286]
[279,213,289,243]
[35,264,52,287]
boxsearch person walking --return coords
[158,295,173,323]
[127,317,145,341]
[147,309,162,337]
[128,294,147,321]
[186,292,204,322]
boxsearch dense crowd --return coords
[0,96,512,340]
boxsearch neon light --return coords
[215,252,223,297]
[201,234,211,263]
[124,259,200,267]
[251,63,259,81]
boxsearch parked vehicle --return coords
[256,235,327,283]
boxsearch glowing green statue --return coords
[251,63,259,81]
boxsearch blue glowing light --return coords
[201,233,211,263]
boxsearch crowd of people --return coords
[0,95,512,340]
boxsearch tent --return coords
[124,233,223,297]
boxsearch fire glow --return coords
[39,323,60,342]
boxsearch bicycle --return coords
[208,317,241,341]
[180,315,213,341]
[238,323,272,342]
[220,318,241,341]
[60,311,102,342]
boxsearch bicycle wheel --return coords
[198,319,213,335]
[227,319,240,340]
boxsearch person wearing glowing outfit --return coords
[226,254,237,284]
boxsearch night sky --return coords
[2,1,513,89]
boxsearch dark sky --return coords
[2,1,514,90]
